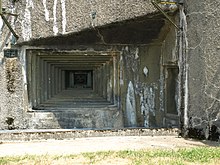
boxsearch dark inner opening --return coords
[65,70,93,89]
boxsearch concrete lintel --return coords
[28,49,119,56]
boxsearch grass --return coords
[0,147,220,165]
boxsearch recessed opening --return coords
[26,50,118,110]
[65,70,93,89]
[165,67,178,115]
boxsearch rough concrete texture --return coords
[0,56,27,130]
[0,12,179,131]
[120,45,162,128]
[27,108,123,129]
[7,0,157,42]
[20,15,165,46]
[0,128,179,141]
[0,0,219,142]
[118,21,179,129]
[185,0,220,140]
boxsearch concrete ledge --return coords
[0,128,179,142]
[26,108,123,129]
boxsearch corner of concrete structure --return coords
[183,0,220,141]
[0,48,29,130]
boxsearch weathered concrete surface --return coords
[120,45,162,128]
[0,18,179,130]
[118,21,179,128]
[5,0,157,42]
[19,14,165,46]
[0,56,28,130]
[0,128,179,141]
[186,0,220,140]
[27,108,123,129]
[1,0,219,142]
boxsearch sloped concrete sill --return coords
[0,128,179,142]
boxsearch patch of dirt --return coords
[96,157,132,165]
[0,136,219,157]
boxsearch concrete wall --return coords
[0,1,181,130]
[185,0,220,140]
[2,0,219,142]
[119,45,161,127]
[0,0,159,130]
[0,24,179,130]
[0,52,28,129]
[4,0,156,42]
[118,23,179,128]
